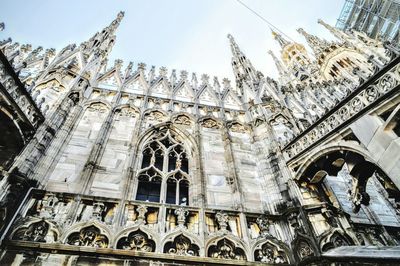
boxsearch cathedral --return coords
[0,11,400,265]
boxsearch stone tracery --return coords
[207,238,246,260]
[163,234,199,256]
[66,225,109,248]
[116,230,155,252]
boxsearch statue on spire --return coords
[271,30,289,48]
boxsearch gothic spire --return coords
[267,50,287,76]
[227,34,258,86]
[271,30,289,48]
[297,28,329,56]
[81,11,125,61]
[317,19,348,41]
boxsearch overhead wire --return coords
[234,0,296,42]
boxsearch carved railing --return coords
[283,56,400,161]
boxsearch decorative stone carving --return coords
[92,202,105,221]
[201,118,220,129]
[215,211,229,232]
[13,220,50,242]
[321,232,351,251]
[39,193,59,218]
[118,107,136,117]
[117,230,155,252]
[254,242,288,264]
[174,208,189,228]
[174,115,192,126]
[297,240,314,259]
[87,103,108,113]
[208,238,246,260]
[229,122,247,133]
[136,205,148,224]
[146,110,166,122]
[256,214,270,237]
[164,234,199,256]
[283,63,400,158]
[66,225,109,248]
[287,212,303,234]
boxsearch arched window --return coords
[136,129,190,205]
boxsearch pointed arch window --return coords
[136,129,190,205]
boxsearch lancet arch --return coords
[133,124,200,206]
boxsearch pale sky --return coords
[1,0,345,80]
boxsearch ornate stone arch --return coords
[113,104,140,117]
[319,228,355,252]
[115,228,156,252]
[61,221,112,248]
[198,116,222,129]
[171,112,195,126]
[33,77,67,92]
[291,235,318,262]
[143,108,169,123]
[133,123,201,206]
[206,236,248,261]
[251,238,292,263]
[135,122,199,168]
[82,99,111,113]
[294,141,400,213]
[11,218,59,243]
[226,120,248,133]
[114,225,158,248]
[294,140,375,180]
[162,233,201,256]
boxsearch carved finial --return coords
[180,70,188,80]
[201,74,209,85]
[174,208,189,228]
[191,73,198,88]
[147,65,155,82]
[138,62,146,71]
[213,76,220,92]
[159,66,168,77]
[136,205,148,224]
[256,214,270,237]
[215,211,229,232]
[170,69,177,85]
[124,61,133,78]
[222,78,231,86]
[46,48,56,57]
[114,59,123,69]
[0,22,4,31]
[20,44,32,53]
[271,29,290,48]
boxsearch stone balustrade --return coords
[8,189,298,264]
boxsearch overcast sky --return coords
[1,0,345,80]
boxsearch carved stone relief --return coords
[66,225,109,248]
[164,234,199,256]
[117,230,155,252]
[208,238,246,260]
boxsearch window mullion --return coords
[176,181,180,205]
